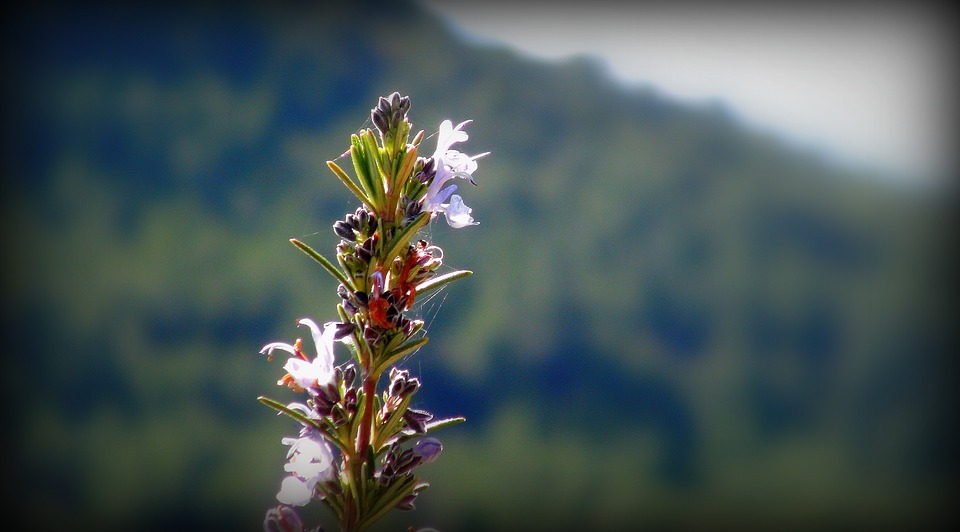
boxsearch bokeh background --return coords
[3,1,956,530]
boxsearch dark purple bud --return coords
[394,448,421,475]
[402,377,421,396]
[413,437,443,464]
[313,397,334,417]
[333,221,354,240]
[264,505,304,532]
[403,408,432,434]
[406,202,422,219]
[355,207,370,226]
[389,367,409,387]
[333,322,356,340]
[363,326,381,344]
[420,157,436,174]
[356,245,372,263]
[383,447,398,467]
[372,112,388,135]
[341,364,357,385]
[389,378,404,399]
[320,381,339,402]
[380,463,396,481]
[342,301,357,317]
[343,388,357,410]
[396,494,417,511]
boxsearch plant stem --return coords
[345,359,379,532]
[357,372,377,461]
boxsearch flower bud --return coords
[402,377,421,397]
[332,322,356,340]
[396,493,418,511]
[413,437,443,464]
[263,505,304,532]
[403,408,432,434]
[333,220,354,240]
[341,364,357,385]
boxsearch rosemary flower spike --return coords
[255,92,486,531]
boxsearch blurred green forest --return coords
[2,1,956,530]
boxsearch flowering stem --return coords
[256,93,485,532]
[357,372,377,465]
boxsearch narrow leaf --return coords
[357,476,417,531]
[392,145,418,194]
[257,396,322,431]
[327,160,374,210]
[290,239,351,288]
[424,416,467,433]
[359,130,385,204]
[373,394,413,452]
[373,336,429,378]
[415,270,473,297]
[383,211,430,267]
[351,133,378,205]
[386,416,467,447]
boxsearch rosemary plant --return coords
[258,93,487,532]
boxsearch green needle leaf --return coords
[383,211,430,267]
[327,160,374,210]
[415,269,473,298]
[357,476,417,531]
[385,416,467,448]
[373,336,429,378]
[290,238,351,288]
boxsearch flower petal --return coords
[277,476,313,506]
[433,119,471,158]
[298,319,338,370]
[285,357,334,389]
[441,195,478,228]
[260,342,296,356]
[282,434,336,486]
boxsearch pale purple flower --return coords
[413,437,443,464]
[433,119,470,157]
[260,319,338,389]
[276,476,314,507]
[439,194,477,228]
[276,433,336,506]
[423,119,488,227]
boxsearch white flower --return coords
[438,194,478,228]
[432,119,471,158]
[276,433,336,506]
[277,475,314,507]
[282,434,335,481]
[260,319,338,389]
[424,119,488,227]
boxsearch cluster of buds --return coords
[257,93,485,532]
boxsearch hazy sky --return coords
[420,1,952,183]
